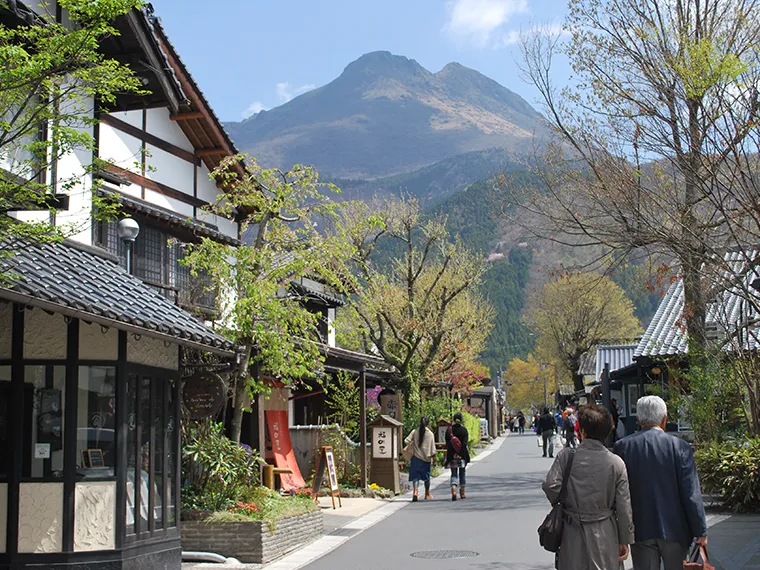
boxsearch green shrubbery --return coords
[695,438,760,512]
[461,410,482,450]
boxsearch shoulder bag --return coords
[537,450,576,553]
[402,432,415,462]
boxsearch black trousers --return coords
[542,430,553,456]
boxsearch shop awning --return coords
[0,239,236,355]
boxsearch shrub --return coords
[695,438,760,512]
[181,421,263,512]
[461,410,482,450]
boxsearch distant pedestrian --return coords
[564,410,578,448]
[445,412,470,501]
[405,416,436,502]
[518,412,526,434]
[613,396,708,570]
[542,404,634,570]
[610,398,621,442]
[537,407,557,458]
[512,415,520,433]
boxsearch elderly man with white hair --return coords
[613,395,708,570]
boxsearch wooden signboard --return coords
[311,446,342,509]
[182,373,226,420]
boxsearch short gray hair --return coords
[636,395,668,425]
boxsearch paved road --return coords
[304,433,556,570]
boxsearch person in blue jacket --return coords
[613,395,707,570]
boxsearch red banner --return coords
[265,410,305,491]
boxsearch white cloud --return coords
[445,0,529,48]
[499,23,567,48]
[276,82,316,103]
[242,101,266,118]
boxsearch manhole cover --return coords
[410,550,480,560]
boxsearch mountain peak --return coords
[341,51,429,81]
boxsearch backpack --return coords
[448,426,463,455]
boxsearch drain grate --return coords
[410,550,480,560]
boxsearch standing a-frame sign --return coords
[312,446,342,509]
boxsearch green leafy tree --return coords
[325,371,360,441]
[504,354,556,412]
[528,273,641,391]
[0,0,144,265]
[183,156,345,443]
[335,195,494,403]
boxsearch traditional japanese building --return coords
[0,2,242,568]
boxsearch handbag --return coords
[683,544,715,570]
[537,449,575,553]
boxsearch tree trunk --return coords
[681,256,707,354]
[229,346,252,443]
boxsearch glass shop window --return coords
[24,365,66,479]
[0,366,10,480]
[125,373,176,539]
[77,366,117,478]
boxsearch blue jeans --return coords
[450,462,466,487]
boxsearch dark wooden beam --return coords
[170,111,204,121]
[195,148,226,157]
[101,113,200,166]
[105,164,207,208]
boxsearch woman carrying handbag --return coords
[403,416,436,502]
[541,404,635,570]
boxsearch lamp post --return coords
[116,218,140,275]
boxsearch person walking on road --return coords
[445,412,470,501]
[564,409,578,449]
[613,396,708,570]
[542,404,634,570]
[405,416,436,502]
[538,407,557,458]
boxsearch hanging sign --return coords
[182,373,226,420]
[312,446,342,509]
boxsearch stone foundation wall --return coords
[181,511,323,564]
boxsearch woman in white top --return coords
[404,416,436,501]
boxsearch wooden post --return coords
[263,464,274,490]
[359,365,367,490]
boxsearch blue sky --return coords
[154,0,569,122]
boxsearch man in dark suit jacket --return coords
[613,395,707,570]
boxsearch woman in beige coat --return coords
[542,404,635,570]
[404,416,437,501]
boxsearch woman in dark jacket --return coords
[445,412,471,501]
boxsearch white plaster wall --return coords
[146,108,194,152]
[128,335,178,370]
[0,303,11,359]
[56,96,95,245]
[327,308,336,348]
[79,322,118,360]
[143,189,194,218]
[144,145,194,195]
[108,110,143,129]
[74,482,116,551]
[24,310,67,360]
[98,124,142,175]
[18,482,63,553]
[196,164,219,204]
[215,216,239,240]
[0,482,7,553]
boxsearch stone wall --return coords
[181,511,323,564]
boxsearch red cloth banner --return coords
[265,410,305,491]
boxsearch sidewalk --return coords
[705,513,760,570]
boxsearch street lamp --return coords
[116,218,140,275]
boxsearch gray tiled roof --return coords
[595,344,637,380]
[0,240,236,355]
[636,250,759,358]
[578,344,637,378]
